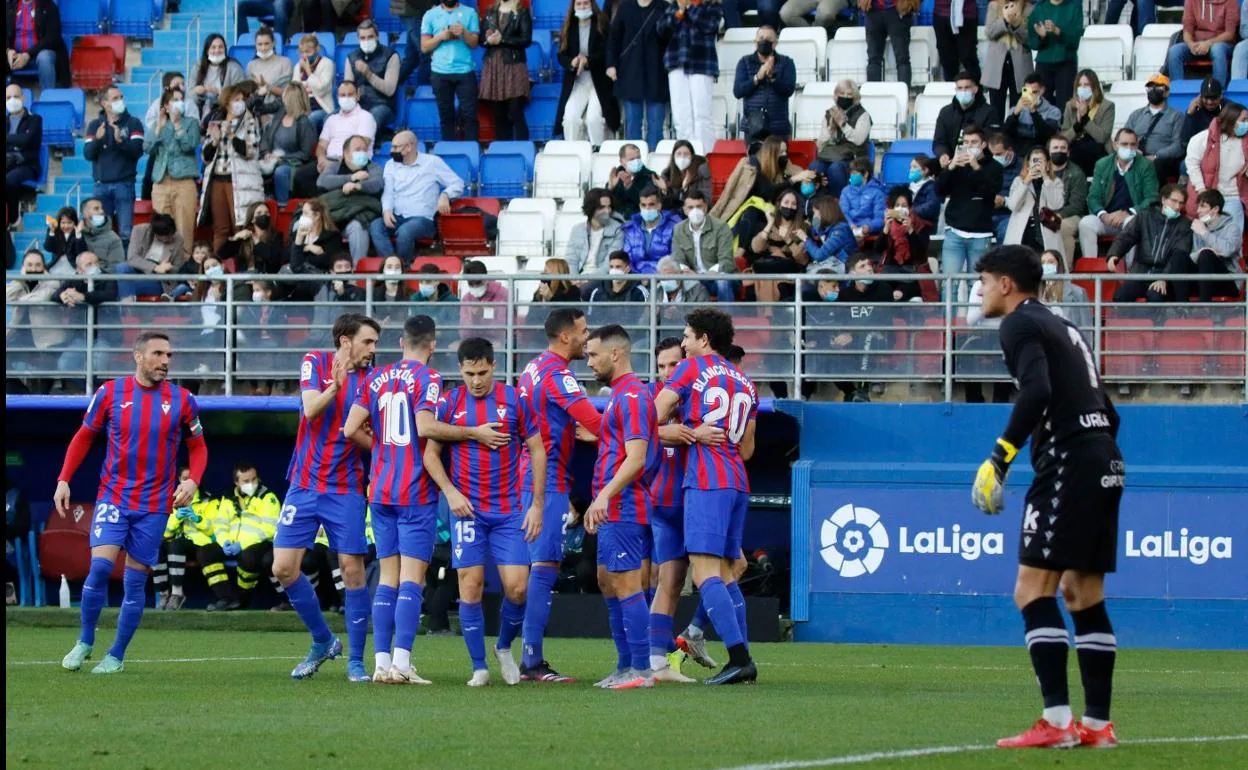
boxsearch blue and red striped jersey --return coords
[517,351,589,494]
[83,377,202,514]
[593,373,658,524]
[354,358,442,505]
[287,351,371,495]
[664,354,758,492]
[648,381,687,509]
[435,382,539,514]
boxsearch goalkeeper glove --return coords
[972,438,1018,515]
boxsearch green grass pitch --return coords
[5,616,1247,768]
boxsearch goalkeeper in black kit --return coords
[970,245,1124,750]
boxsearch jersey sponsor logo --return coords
[1125,528,1232,565]
[1079,412,1111,429]
[820,503,1006,578]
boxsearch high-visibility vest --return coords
[226,486,281,549]
[163,489,215,546]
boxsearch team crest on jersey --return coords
[161,401,171,415]
[496,406,508,421]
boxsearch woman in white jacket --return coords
[1004,145,1066,258]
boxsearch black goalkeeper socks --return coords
[1022,597,1071,710]
[1072,601,1116,722]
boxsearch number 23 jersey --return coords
[664,354,759,492]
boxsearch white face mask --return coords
[463,284,487,298]
[296,215,311,231]
[608,268,626,277]
[660,279,680,293]
[1200,213,1214,224]
[687,207,706,227]
[575,8,593,20]
[110,100,126,115]
[208,52,226,65]
[360,39,378,55]
[6,97,22,114]
[168,100,185,116]
[239,482,258,496]
[674,155,691,171]
[894,206,909,217]
[231,100,246,117]
[256,47,274,59]
[338,96,357,112]
[83,265,101,276]
[383,267,402,276]
[965,146,982,159]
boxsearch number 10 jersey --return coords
[354,358,443,506]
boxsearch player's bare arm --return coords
[422,438,474,518]
[301,379,341,420]
[585,438,648,533]
[415,410,508,448]
[654,388,680,424]
[341,404,375,451]
[522,433,547,542]
[738,419,758,462]
[658,423,696,447]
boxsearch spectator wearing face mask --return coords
[376,256,413,326]
[146,86,202,256]
[555,0,620,146]
[145,72,204,130]
[84,86,145,243]
[220,201,287,276]
[567,187,625,276]
[586,251,649,324]
[261,85,319,205]
[839,159,887,242]
[656,255,711,322]
[671,189,736,301]
[459,259,511,341]
[6,250,66,374]
[987,132,1022,244]
[1079,127,1159,261]
[316,81,377,173]
[532,257,583,302]
[202,83,265,252]
[1002,72,1060,154]
[326,254,366,303]
[76,198,125,271]
[937,125,1002,299]
[983,0,1035,124]
[345,20,402,130]
[192,34,245,118]
[1122,74,1184,185]
[317,134,384,264]
[1046,133,1088,261]
[1173,189,1244,302]
[880,186,932,300]
[1037,248,1090,329]
[907,154,943,227]
[801,268,847,399]
[734,25,796,142]
[750,186,811,302]
[423,0,482,141]
[824,254,899,402]
[933,71,999,165]
[1184,102,1248,231]
[609,143,656,218]
[655,140,712,213]
[5,84,41,190]
[1003,145,1065,258]
[803,195,856,275]
[117,213,187,300]
[622,186,682,274]
[1059,68,1115,176]
[810,79,872,197]
[247,27,294,126]
[292,33,336,133]
[44,206,86,274]
[53,250,114,387]
[962,278,1013,403]
[1105,184,1192,303]
[411,263,459,303]
[290,199,346,279]
[371,130,464,265]
[6,0,70,90]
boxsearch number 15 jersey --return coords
[663,354,758,492]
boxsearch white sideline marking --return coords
[759,662,1248,677]
[712,735,1248,770]
[10,655,302,666]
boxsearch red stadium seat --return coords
[285,314,312,345]
[70,47,115,91]
[412,256,462,292]
[707,151,744,199]
[76,34,126,74]
[39,502,127,581]
[1216,315,1246,377]
[911,316,945,375]
[1073,257,1122,306]
[438,212,491,256]
[355,256,384,288]
[786,140,817,170]
[1158,318,1214,378]
[132,200,154,229]
[276,199,308,238]
[454,197,501,217]
[1102,316,1155,377]
[712,140,746,154]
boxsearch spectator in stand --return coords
[346,19,401,131]
[933,72,999,165]
[6,0,68,90]
[376,255,412,317]
[1167,0,1239,87]
[1059,69,1115,176]
[810,79,873,197]
[237,0,292,36]
[317,134,384,264]
[290,198,346,275]
[5,84,40,189]
[1106,184,1193,302]
[78,198,125,272]
[607,0,669,152]
[1038,249,1090,328]
[533,258,583,302]
[1124,74,1185,185]
[937,125,1003,299]
[395,0,435,87]
[1234,0,1248,80]
[85,87,145,244]
[568,187,625,276]
[480,0,533,141]
[1103,0,1154,37]
[1004,145,1065,258]
[261,85,319,206]
[193,34,245,120]
[963,278,1012,402]
[586,250,649,321]
[734,25,796,142]
[656,140,712,212]
[146,87,202,256]
[44,207,86,273]
[370,130,464,265]
[115,214,187,300]
[55,252,114,307]
[864,0,916,88]
[1080,127,1160,261]
[671,188,736,301]
[459,258,511,338]
[221,201,286,275]
[6,249,64,391]
[556,0,619,145]
[879,186,933,299]
[724,0,780,28]
[1047,134,1088,260]
[712,135,814,222]
[326,254,366,303]
[54,250,114,386]
[316,81,377,173]
[622,186,682,274]
[292,32,336,133]
[609,143,657,218]
[1181,76,1225,149]
[655,255,711,322]
[984,0,1035,124]
[988,132,1022,244]
[145,72,203,131]
[908,154,943,228]
[803,194,856,274]
[1174,189,1244,301]
[840,159,887,243]
[412,263,459,303]
[1003,72,1061,153]
[827,253,899,402]
[1185,102,1248,231]
[934,0,981,82]
[750,186,810,301]
[423,0,482,141]
[203,84,265,252]
[657,0,722,154]
[1028,0,1083,108]
[247,27,293,127]
[781,0,846,30]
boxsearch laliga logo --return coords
[819,504,888,578]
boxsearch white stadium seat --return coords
[562,198,583,211]
[779,26,827,84]
[540,139,593,178]
[826,27,867,83]
[655,138,704,156]
[533,154,584,200]
[717,28,757,86]
[496,211,547,258]
[554,211,582,257]
[590,153,620,188]
[793,82,837,141]
[472,255,521,273]
[1111,93,1149,132]
[598,139,649,159]
[913,93,948,138]
[648,153,672,173]
[1078,25,1134,84]
[506,197,558,235]
[1109,80,1148,94]
[923,81,956,97]
[712,94,738,140]
[1133,24,1183,80]
[859,82,908,141]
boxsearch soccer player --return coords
[971,245,1123,749]
[423,337,548,687]
[655,309,760,685]
[56,331,206,674]
[517,308,604,683]
[273,313,379,682]
[583,325,660,689]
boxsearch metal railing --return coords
[184,15,202,85]
[5,272,1246,400]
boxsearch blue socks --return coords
[393,580,423,653]
[605,596,629,670]
[698,577,744,650]
[79,557,112,646]
[285,573,332,645]
[497,597,524,651]
[372,584,398,660]
[522,565,558,668]
[460,601,487,671]
[107,567,148,661]
[620,592,650,672]
[344,586,368,664]
[649,611,674,657]
[726,581,749,651]
[690,598,711,633]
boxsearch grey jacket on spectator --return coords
[1192,213,1244,276]
[259,109,318,168]
[126,224,187,294]
[670,215,735,274]
[982,2,1035,91]
[83,217,125,271]
[317,160,384,195]
[566,215,624,275]
[1123,105,1184,161]
[192,58,245,117]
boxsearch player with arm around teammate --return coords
[971,245,1124,749]
[422,337,547,687]
[56,331,206,674]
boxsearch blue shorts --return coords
[90,502,166,567]
[274,487,369,555]
[684,488,747,559]
[451,510,530,569]
[651,505,686,565]
[524,490,570,564]
[371,502,438,561]
[597,521,652,574]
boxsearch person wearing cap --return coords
[1165,0,1239,88]
[1233,0,1248,80]
[1181,77,1226,150]
[1123,74,1184,184]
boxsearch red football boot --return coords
[997,719,1081,749]
[1076,721,1119,748]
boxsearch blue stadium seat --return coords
[485,141,536,169]
[236,32,285,49]
[479,154,529,198]
[60,0,107,36]
[111,0,155,41]
[36,87,86,131]
[432,141,481,176]
[373,2,405,34]
[1169,79,1202,105]
[33,102,77,149]
[23,146,50,193]
[341,31,390,47]
[525,85,562,142]
[881,139,935,186]
[525,42,546,83]
[1227,79,1248,109]
[335,44,361,85]
[405,86,441,141]
[230,45,257,70]
[532,0,565,29]
[917,0,935,25]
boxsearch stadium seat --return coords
[60,0,108,36]
[533,153,584,199]
[525,85,562,142]
[373,1,405,34]
[1226,79,1248,109]
[532,0,566,29]
[786,140,818,171]
[910,316,946,376]
[76,35,126,75]
[335,44,361,85]
[1216,315,1246,376]
[827,26,868,83]
[230,45,257,70]
[455,196,502,217]
[1103,315,1155,377]
[553,211,582,257]
[1078,25,1134,84]
[712,139,747,154]
[412,254,463,281]
[1073,256,1122,305]
[405,87,441,141]
[778,27,826,84]
[438,212,491,257]
[707,148,746,199]
[589,153,621,188]
[541,139,594,181]
[38,501,125,582]
[70,47,116,91]
[793,82,837,140]
[480,142,536,198]
[236,32,285,49]
[111,0,155,41]
[886,25,936,86]
[1159,318,1214,378]
[473,255,522,273]
[561,198,583,212]
[1134,24,1183,79]
[654,139,704,156]
[859,82,909,141]
[717,29,758,86]
[913,93,947,139]
[432,140,482,187]
[525,42,547,83]
[507,197,558,236]
[1168,79,1203,104]
[32,102,76,149]
[497,211,547,258]
[881,139,935,186]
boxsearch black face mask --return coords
[836,96,854,111]
[777,155,789,168]
[1049,151,1069,168]
[391,150,405,163]
[757,41,774,57]
[442,0,458,6]
[779,206,798,221]
[1147,88,1166,106]
[253,215,271,229]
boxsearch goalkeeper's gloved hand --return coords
[972,438,1017,515]
[175,506,200,523]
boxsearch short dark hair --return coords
[402,314,436,350]
[544,307,585,341]
[331,313,381,346]
[638,185,661,201]
[1160,183,1186,202]
[255,25,275,43]
[332,255,353,269]
[1197,189,1225,212]
[56,206,78,225]
[582,186,611,218]
[685,307,735,355]
[962,124,985,143]
[134,330,170,352]
[955,70,979,85]
[656,336,683,358]
[886,185,913,207]
[463,259,487,275]
[457,336,495,364]
[81,197,102,214]
[607,250,630,265]
[974,245,1043,294]
[684,188,708,205]
[233,460,257,477]
[588,324,631,347]
[417,263,443,275]
[725,344,745,365]
[987,132,1012,151]
[848,253,874,271]
[161,71,185,89]
[848,158,872,176]
[1023,72,1045,87]
[150,213,176,238]
[1113,127,1137,142]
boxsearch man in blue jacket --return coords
[734,26,796,141]
[84,87,145,243]
[621,186,683,274]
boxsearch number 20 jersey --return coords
[664,354,759,492]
